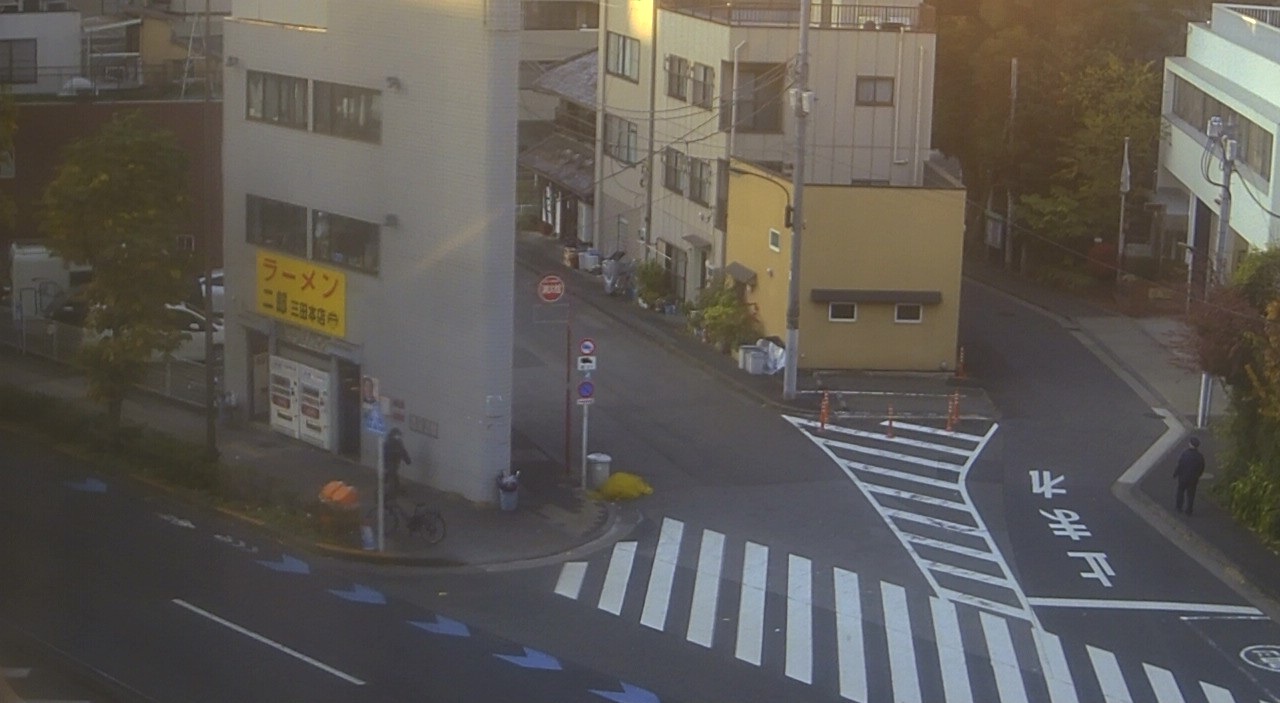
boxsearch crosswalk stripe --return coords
[844,460,967,490]
[1201,682,1236,703]
[930,597,974,703]
[795,419,978,456]
[902,532,1001,561]
[735,542,769,666]
[884,509,982,535]
[598,541,637,615]
[686,529,725,648]
[786,555,814,684]
[925,559,1018,588]
[940,589,1034,621]
[823,437,967,471]
[554,561,587,600]
[1087,645,1133,703]
[981,611,1030,703]
[640,518,684,631]
[833,568,868,702]
[862,483,969,510]
[1033,629,1080,703]
[882,582,922,703]
[1143,663,1186,703]
[879,419,987,442]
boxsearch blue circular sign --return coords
[577,380,595,399]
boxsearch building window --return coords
[313,211,380,274]
[605,32,640,82]
[604,113,639,163]
[0,39,36,84]
[719,62,784,132]
[246,194,308,257]
[895,303,923,323]
[663,147,687,194]
[617,216,628,244]
[666,55,688,101]
[691,63,715,109]
[246,71,308,129]
[829,303,857,321]
[522,1,598,30]
[313,81,381,143]
[768,228,781,251]
[1172,75,1272,182]
[856,76,894,106]
[689,157,712,205]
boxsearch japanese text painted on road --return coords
[1030,469,1115,587]
[257,251,347,338]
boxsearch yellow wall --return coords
[726,161,965,371]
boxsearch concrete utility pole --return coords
[1004,57,1018,270]
[641,0,659,261]
[201,0,218,458]
[782,0,812,401]
[1196,116,1238,428]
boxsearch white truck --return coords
[7,241,92,320]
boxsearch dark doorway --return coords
[337,360,361,457]
[247,330,270,422]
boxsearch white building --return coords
[0,2,81,95]
[595,0,936,301]
[1158,3,1280,282]
[221,0,519,503]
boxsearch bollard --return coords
[820,391,831,431]
[956,346,967,379]
[886,404,895,438]
[945,392,960,432]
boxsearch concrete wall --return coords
[1,11,82,95]
[222,0,517,503]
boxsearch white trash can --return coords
[587,453,613,488]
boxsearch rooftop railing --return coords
[663,1,935,31]
[1223,3,1280,29]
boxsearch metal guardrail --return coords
[663,1,935,31]
[0,310,218,409]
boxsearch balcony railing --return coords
[1224,4,1280,30]
[663,1,935,31]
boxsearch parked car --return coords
[44,294,224,363]
[195,269,225,315]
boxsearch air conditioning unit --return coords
[780,161,795,176]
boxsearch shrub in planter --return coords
[692,279,761,352]
[636,259,672,308]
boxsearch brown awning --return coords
[725,261,758,286]
[810,289,942,304]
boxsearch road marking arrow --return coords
[256,554,309,574]
[493,647,562,670]
[328,584,386,605]
[408,616,471,638]
[157,513,195,529]
[590,682,660,703]
[64,477,107,493]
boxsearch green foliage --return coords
[39,111,195,427]
[1221,462,1280,548]
[635,259,672,307]
[1232,249,1280,310]
[689,278,762,352]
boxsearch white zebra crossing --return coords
[554,516,1260,703]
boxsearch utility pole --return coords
[1196,116,1237,428]
[782,0,812,401]
[1004,57,1018,270]
[201,0,218,458]
[641,0,659,262]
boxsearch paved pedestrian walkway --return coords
[2,233,1277,618]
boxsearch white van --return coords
[8,241,92,320]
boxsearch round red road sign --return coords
[537,274,566,303]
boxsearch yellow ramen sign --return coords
[256,252,347,337]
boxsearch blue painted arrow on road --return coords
[256,554,310,574]
[408,616,471,638]
[493,647,562,670]
[328,584,386,605]
[64,477,107,493]
[590,683,660,703]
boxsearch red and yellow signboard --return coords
[256,251,347,337]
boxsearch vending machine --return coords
[297,364,331,450]
[268,356,300,439]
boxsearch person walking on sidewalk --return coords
[383,428,411,498]
[1174,436,1206,516]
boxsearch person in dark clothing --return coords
[1174,436,1206,515]
[382,428,411,498]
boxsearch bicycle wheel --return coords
[411,505,447,545]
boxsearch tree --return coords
[40,111,194,429]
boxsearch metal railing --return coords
[663,1,935,31]
[1226,4,1280,30]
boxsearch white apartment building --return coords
[221,0,519,503]
[0,2,81,95]
[1158,3,1280,282]
[595,0,936,301]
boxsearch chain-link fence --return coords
[0,310,219,410]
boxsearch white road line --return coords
[884,509,982,535]
[861,483,969,509]
[844,460,966,490]
[980,612,1029,703]
[171,598,365,685]
[598,541,637,616]
[925,560,1017,588]
[785,555,813,684]
[554,562,587,600]
[789,418,976,456]
[882,583,922,703]
[939,589,1033,621]
[1027,596,1263,616]
[1200,682,1237,703]
[1086,645,1133,703]
[735,542,769,666]
[1143,664,1186,703]
[930,597,974,703]
[822,438,966,471]
[640,518,685,631]
[902,532,1000,561]
[879,420,986,442]
[1,668,31,677]
[1033,629,1080,703]
[833,568,867,702]
[686,529,725,648]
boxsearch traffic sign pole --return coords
[580,403,590,490]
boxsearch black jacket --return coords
[1174,447,1205,482]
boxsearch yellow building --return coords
[726,160,964,371]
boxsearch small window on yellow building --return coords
[769,228,781,252]
[829,303,857,321]
[895,303,923,323]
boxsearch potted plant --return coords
[693,279,761,353]
[635,259,672,310]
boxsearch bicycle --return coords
[367,499,447,544]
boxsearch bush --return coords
[635,259,672,308]
[1222,462,1280,547]
[690,279,761,352]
